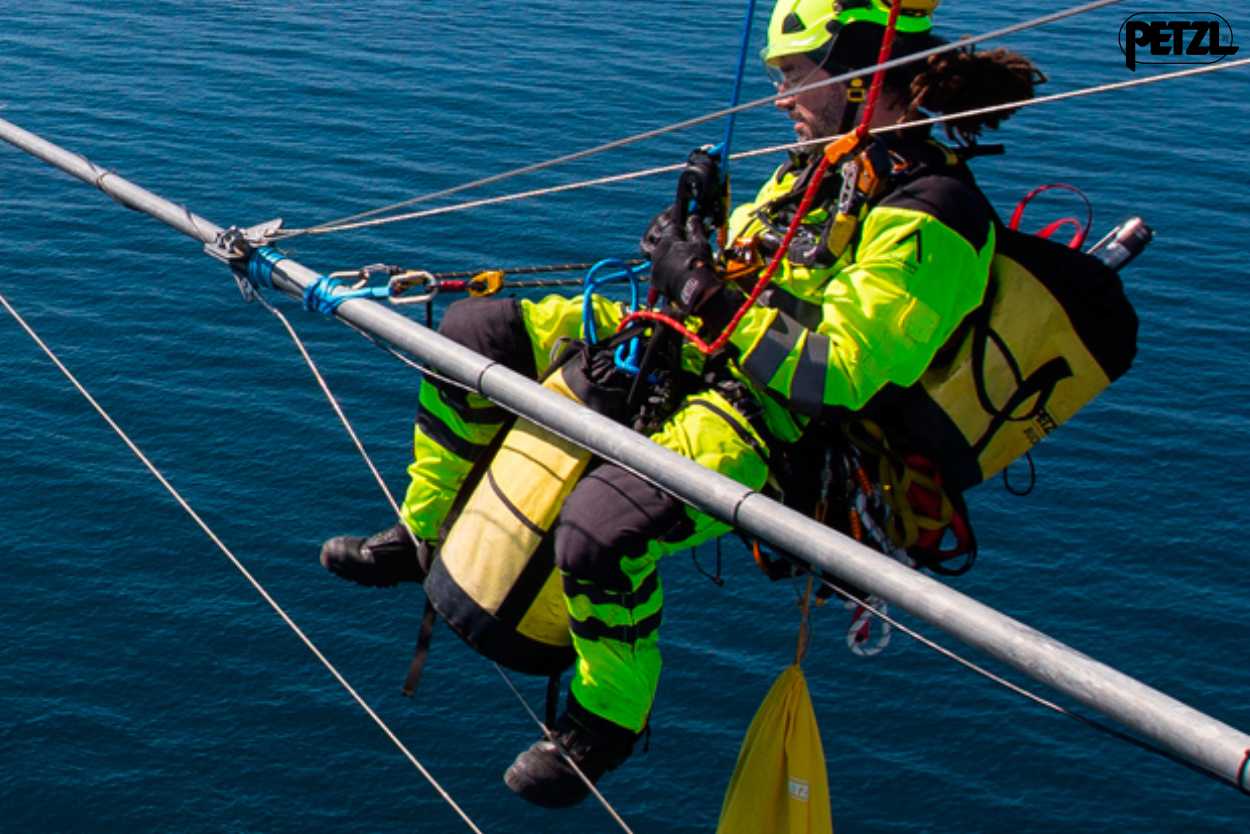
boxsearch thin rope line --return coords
[265,303,640,829]
[875,56,1250,136]
[257,295,404,520]
[494,665,637,834]
[276,0,1128,239]
[813,575,1240,790]
[0,291,486,834]
[286,56,1246,236]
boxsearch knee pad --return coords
[554,465,686,587]
[438,297,537,378]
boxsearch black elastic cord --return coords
[544,673,562,728]
[401,599,439,696]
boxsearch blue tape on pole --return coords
[248,246,287,289]
[1239,748,1250,795]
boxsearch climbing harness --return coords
[617,0,910,357]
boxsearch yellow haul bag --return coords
[717,665,834,834]
[875,226,1138,493]
[423,366,589,676]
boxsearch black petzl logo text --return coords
[1119,13,1238,71]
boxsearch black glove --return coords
[649,215,722,315]
[676,147,725,229]
[640,205,680,261]
[559,340,632,423]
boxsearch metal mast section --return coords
[3,115,1248,793]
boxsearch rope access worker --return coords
[319,0,1042,808]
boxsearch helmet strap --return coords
[837,76,868,136]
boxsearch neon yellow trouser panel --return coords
[399,294,626,540]
[402,294,772,735]
[560,388,771,732]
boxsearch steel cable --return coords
[0,292,488,834]
[276,56,1248,237]
[275,0,1130,240]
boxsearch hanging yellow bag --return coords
[716,665,834,834]
[718,554,835,832]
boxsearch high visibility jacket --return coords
[724,138,996,429]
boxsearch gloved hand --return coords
[648,215,722,315]
[676,147,725,229]
[640,146,724,258]
[639,205,680,261]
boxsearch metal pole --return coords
[3,115,1248,793]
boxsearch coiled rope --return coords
[273,0,1130,240]
[0,291,487,834]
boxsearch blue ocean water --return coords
[2,1,1248,831]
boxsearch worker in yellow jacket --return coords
[320,0,1042,808]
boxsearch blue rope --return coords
[713,0,758,183]
[247,247,389,315]
[580,258,646,343]
[302,276,389,316]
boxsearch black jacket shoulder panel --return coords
[877,172,994,252]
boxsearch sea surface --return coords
[2,2,1248,832]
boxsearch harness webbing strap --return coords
[545,673,563,729]
[401,599,439,697]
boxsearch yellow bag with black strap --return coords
[873,225,1140,495]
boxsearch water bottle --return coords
[1088,217,1154,271]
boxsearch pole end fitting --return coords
[203,218,284,266]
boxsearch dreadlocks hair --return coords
[905,46,1046,145]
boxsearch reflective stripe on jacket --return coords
[725,142,996,418]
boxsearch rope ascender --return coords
[617,0,909,356]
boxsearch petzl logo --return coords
[1119,12,1239,71]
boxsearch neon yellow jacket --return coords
[724,141,996,422]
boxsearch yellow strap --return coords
[845,419,955,549]
[467,270,505,296]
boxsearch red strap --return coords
[1009,183,1092,250]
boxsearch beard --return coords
[810,95,852,139]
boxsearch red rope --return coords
[621,0,906,355]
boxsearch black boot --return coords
[319,522,431,587]
[504,702,639,808]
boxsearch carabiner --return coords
[387,270,440,306]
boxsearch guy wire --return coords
[276,0,1129,239]
[0,291,488,834]
[274,57,1248,236]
